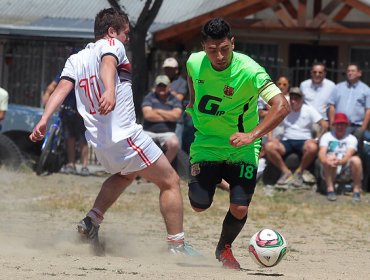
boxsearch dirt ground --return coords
[0,167,369,280]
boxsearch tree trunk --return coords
[108,0,163,121]
[130,32,147,121]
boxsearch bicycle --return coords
[35,109,66,175]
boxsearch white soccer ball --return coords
[248,228,287,268]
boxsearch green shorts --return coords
[190,138,262,166]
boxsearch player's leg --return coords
[78,130,158,242]
[137,154,183,235]
[137,152,201,255]
[187,162,222,212]
[215,162,257,269]
[77,173,136,239]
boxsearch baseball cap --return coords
[162,57,179,68]
[333,113,349,124]
[155,75,170,86]
[289,87,303,97]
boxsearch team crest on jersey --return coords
[224,85,234,96]
[191,163,200,176]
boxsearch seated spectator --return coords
[300,62,335,125]
[264,87,328,187]
[162,57,188,102]
[0,86,9,130]
[318,113,363,202]
[142,75,182,163]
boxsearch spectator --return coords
[259,76,290,122]
[0,86,9,130]
[328,63,370,141]
[142,75,182,163]
[318,113,362,202]
[42,72,90,176]
[300,62,335,123]
[269,76,290,141]
[162,57,188,102]
[264,87,328,187]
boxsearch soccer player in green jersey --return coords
[186,18,290,269]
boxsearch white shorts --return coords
[94,129,162,175]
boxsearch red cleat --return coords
[215,244,241,270]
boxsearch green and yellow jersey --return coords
[186,51,279,164]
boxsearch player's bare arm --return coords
[99,55,117,115]
[230,93,290,147]
[186,76,195,109]
[29,79,73,142]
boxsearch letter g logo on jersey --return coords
[198,95,225,116]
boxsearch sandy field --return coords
[0,167,369,280]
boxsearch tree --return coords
[108,0,163,119]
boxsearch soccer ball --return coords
[248,228,287,268]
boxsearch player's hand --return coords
[230,132,254,147]
[29,120,47,142]
[98,91,116,115]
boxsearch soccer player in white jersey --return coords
[29,8,198,256]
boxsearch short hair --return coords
[94,8,129,40]
[201,18,232,41]
[347,62,361,71]
[311,62,326,71]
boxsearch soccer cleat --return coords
[77,216,99,239]
[215,244,241,270]
[77,216,104,255]
[168,241,202,256]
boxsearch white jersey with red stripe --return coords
[61,38,139,148]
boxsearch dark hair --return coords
[347,62,361,71]
[201,18,232,41]
[94,8,129,40]
[311,62,326,71]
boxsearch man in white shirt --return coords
[29,8,198,256]
[264,87,328,187]
[300,63,335,123]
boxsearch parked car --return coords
[1,103,57,167]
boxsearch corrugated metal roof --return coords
[0,0,369,38]
[0,0,236,38]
